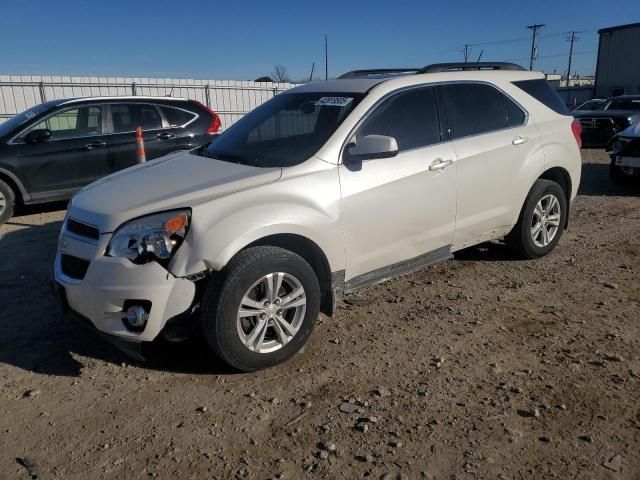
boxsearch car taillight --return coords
[191,100,222,134]
[571,119,582,148]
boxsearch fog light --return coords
[126,305,149,328]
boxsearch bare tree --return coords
[271,65,291,83]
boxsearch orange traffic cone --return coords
[136,127,146,163]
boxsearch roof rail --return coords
[338,68,421,79]
[418,62,526,73]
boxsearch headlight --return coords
[106,209,190,264]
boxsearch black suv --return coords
[572,95,640,148]
[0,97,221,223]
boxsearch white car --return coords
[53,62,582,371]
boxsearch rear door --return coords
[17,105,108,196]
[437,83,539,249]
[106,103,174,171]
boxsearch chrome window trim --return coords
[8,104,105,145]
[157,104,200,129]
[339,80,529,164]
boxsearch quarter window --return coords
[356,87,441,151]
[502,95,526,127]
[440,84,508,139]
[28,106,102,140]
[161,106,196,127]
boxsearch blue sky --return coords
[0,0,637,81]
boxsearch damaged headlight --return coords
[106,209,190,264]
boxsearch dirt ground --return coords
[1,149,639,480]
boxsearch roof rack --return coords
[417,62,526,73]
[338,68,421,79]
[337,62,526,79]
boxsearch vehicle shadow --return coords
[453,241,524,262]
[0,220,235,377]
[579,161,640,197]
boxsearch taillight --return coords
[571,119,582,148]
[191,100,222,134]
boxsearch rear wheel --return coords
[0,179,15,225]
[609,157,627,183]
[506,179,567,259]
[201,246,320,372]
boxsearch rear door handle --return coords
[512,136,529,145]
[85,141,106,150]
[157,132,175,140]
[429,158,454,171]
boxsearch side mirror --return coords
[25,128,52,144]
[344,134,399,162]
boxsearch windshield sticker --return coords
[316,96,353,107]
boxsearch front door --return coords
[339,86,457,286]
[17,105,108,198]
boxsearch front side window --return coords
[111,104,163,133]
[203,92,363,167]
[27,106,102,140]
[440,83,508,139]
[356,87,441,151]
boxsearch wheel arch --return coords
[0,167,28,205]
[244,233,336,317]
[538,166,572,228]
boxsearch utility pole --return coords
[565,31,578,87]
[324,34,328,80]
[526,24,545,71]
[463,44,470,63]
[309,62,315,82]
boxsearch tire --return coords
[0,178,16,225]
[506,179,567,259]
[201,246,321,372]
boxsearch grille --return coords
[66,218,99,241]
[60,254,90,280]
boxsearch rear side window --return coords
[440,84,507,138]
[161,106,197,127]
[357,87,441,151]
[111,104,163,133]
[512,79,569,115]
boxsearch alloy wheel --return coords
[531,193,561,248]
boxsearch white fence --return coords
[0,75,298,129]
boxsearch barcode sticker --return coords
[316,96,353,107]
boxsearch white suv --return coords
[53,63,582,371]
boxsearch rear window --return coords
[512,79,569,115]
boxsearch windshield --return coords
[602,98,640,111]
[202,92,364,167]
[0,102,55,138]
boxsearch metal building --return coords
[594,22,640,97]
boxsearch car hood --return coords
[69,150,282,232]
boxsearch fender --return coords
[0,166,30,202]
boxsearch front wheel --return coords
[0,178,16,225]
[201,246,320,372]
[506,179,567,259]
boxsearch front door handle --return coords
[429,158,454,171]
[85,141,106,150]
[157,132,175,140]
[512,136,529,145]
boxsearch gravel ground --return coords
[1,149,639,480]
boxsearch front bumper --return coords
[53,230,196,343]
